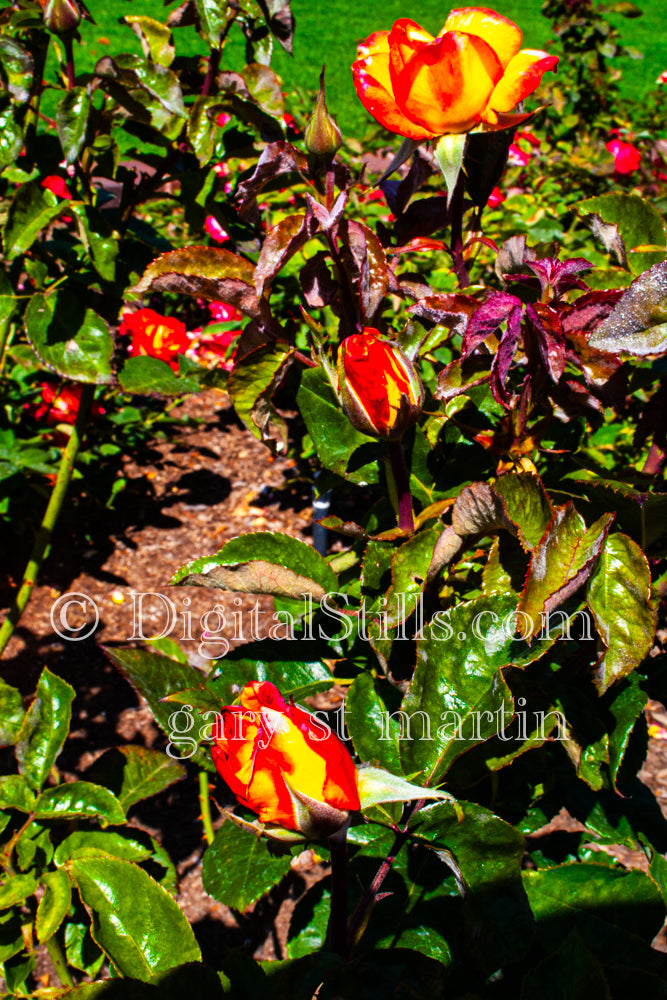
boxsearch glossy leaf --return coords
[520,930,611,1000]
[133,246,264,321]
[296,367,378,484]
[579,193,667,275]
[589,260,667,356]
[193,0,232,46]
[71,203,119,282]
[36,870,72,944]
[54,830,152,867]
[0,679,24,746]
[34,782,126,827]
[124,16,175,66]
[517,506,614,639]
[0,872,38,909]
[228,342,291,451]
[202,821,293,910]
[118,356,202,396]
[172,531,337,599]
[205,645,334,704]
[0,101,22,168]
[0,38,33,103]
[0,774,36,812]
[88,746,185,812]
[347,674,401,772]
[188,96,218,164]
[411,799,530,972]
[493,472,553,550]
[25,292,114,384]
[3,180,67,259]
[56,87,90,164]
[68,857,201,979]
[16,667,75,791]
[255,213,317,299]
[399,594,518,784]
[586,532,656,693]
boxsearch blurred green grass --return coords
[73,0,663,138]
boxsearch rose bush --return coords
[352,8,558,138]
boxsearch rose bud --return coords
[338,328,424,440]
[305,68,342,158]
[41,0,82,34]
[211,681,360,838]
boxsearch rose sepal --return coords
[222,808,307,844]
[356,765,462,820]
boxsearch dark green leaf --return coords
[96,54,186,119]
[36,869,72,944]
[3,180,66,259]
[0,38,33,103]
[411,799,530,973]
[579,193,667,275]
[494,472,553,550]
[586,532,655,693]
[54,830,152,867]
[25,292,114,384]
[206,646,334,703]
[0,679,24,746]
[202,821,293,910]
[34,782,126,826]
[71,202,119,282]
[518,507,614,639]
[118,355,202,396]
[16,667,75,791]
[68,857,201,980]
[399,594,519,784]
[520,930,611,1000]
[85,746,185,811]
[0,774,36,812]
[347,674,402,772]
[187,96,218,164]
[384,523,443,627]
[65,919,105,977]
[194,0,233,46]
[228,342,291,451]
[56,87,90,164]
[172,531,338,599]
[242,62,284,117]
[0,101,23,169]
[296,367,379,484]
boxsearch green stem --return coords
[46,933,74,988]
[0,384,94,658]
[327,819,350,958]
[0,320,15,376]
[386,439,414,533]
[199,771,215,846]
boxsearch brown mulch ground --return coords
[3,388,667,980]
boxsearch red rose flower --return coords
[118,309,189,370]
[211,681,360,836]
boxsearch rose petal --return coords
[397,30,502,135]
[352,55,436,139]
[442,7,523,69]
[485,49,558,116]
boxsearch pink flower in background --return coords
[606,138,641,175]
[508,129,541,167]
[209,301,242,323]
[216,112,232,127]
[487,187,505,209]
[656,70,667,85]
[205,216,229,242]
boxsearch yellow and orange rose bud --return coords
[211,681,360,838]
[338,328,424,440]
[352,8,558,139]
[40,0,81,34]
[305,69,343,158]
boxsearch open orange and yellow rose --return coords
[352,7,558,139]
[211,681,360,836]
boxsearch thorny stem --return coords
[327,819,350,958]
[0,384,94,658]
[387,439,414,533]
[46,934,74,988]
[449,172,470,289]
[346,800,423,953]
[198,771,215,846]
[0,320,15,376]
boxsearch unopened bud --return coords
[338,328,424,440]
[41,0,81,33]
[305,68,342,158]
